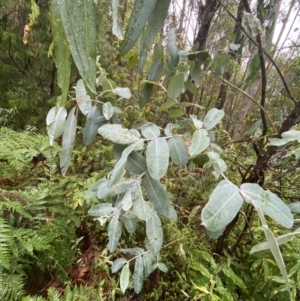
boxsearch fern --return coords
[0,218,13,270]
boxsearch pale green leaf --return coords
[141,122,160,139]
[103,102,114,120]
[46,107,67,145]
[189,129,210,158]
[148,59,163,81]
[146,212,163,254]
[167,28,179,67]
[108,213,122,252]
[140,83,153,108]
[112,258,127,273]
[146,138,169,180]
[119,189,132,211]
[134,256,144,294]
[60,107,77,176]
[83,107,105,146]
[97,178,136,199]
[288,201,300,213]
[120,263,130,293]
[156,100,177,113]
[157,262,168,273]
[168,108,185,119]
[203,108,224,131]
[120,215,138,234]
[112,87,132,99]
[143,252,153,277]
[167,73,185,99]
[201,180,243,231]
[58,0,96,95]
[207,151,227,175]
[168,136,189,166]
[76,79,92,115]
[190,115,203,130]
[242,12,262,36]
[112,0,122,39]
[120,0,158,55]
[98,124,140,144]
[240,183,293,228]
[88,203,116,217]
[121,247,144,256]
[133,195,152,222]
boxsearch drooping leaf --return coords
[88,203,116,217]
[112,258,127,273]
[58,0,96,95]
[240,183,293,228]
[141,122,160,139]
[146,211,163,255]
[167,73,185,99]
[120,0,158,55]
[134,256,144,294]
[168,136,189,166]
[143,252,153,277]
[76,79,92,115]
[83,107,105,146]
[141,0,171,53]
[245,54,261,85]
[49,0,70,107]
[189,129,210,158]
[112,87,132,99]
[148,60,163,81]
[112,0,122,39]
[109,141,144,186]
[201,180,243,231]
[203,108,224,131]
[46,107,67,145]
[103,102,114,120]
[108,212,122,252]
[167,28,179,67]
[60,107,77,175]
[140,83,153,108]
[214,52,230,77]
[146,138,169,180]
[143,172,177,221]
[138,47,148,74]
[98,124,140,144]
[120,263,130,293]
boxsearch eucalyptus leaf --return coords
[88,203,116,217]
[141,122,160,139]
[112,0,122,39]
[46,107,67,145]
[201,180,243,231]
[120,263,130,293]
[134,256,144,294]
[97,178,136,199]
[60,107,77,176]
[167,73,185,99]
[168,136,189,166]
[203,108,224,131]
[146,211,163,255]
[167,28,179,67]
[76,79,92,115]
[112,87,132,99]
[189,129,210,158]
[103,102,114,120]
[108,212,122,252]
[111,258,127,273]
[288,201,300,213]
[146,138,169,180]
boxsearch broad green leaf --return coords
[83,107,105,146]
[85,178,106,199]
[60,107,77,176]
[76,79,92,115]
[207,151,227,175]
[120,0,158,55]
[185,80,197,94]
[112,0,122,39]
[109,141,144,186]
[153,39,164,60]
[146,138,169,180]
[205,228,224,239]
[156,100,177,113]
[120,215,138,234]
[97,178,136,199]
[148,59,163,81]
[112,87,131,99]
[146,211,163,255]
[190,60,201,87]
[98,124,140,144]
[103,102,114,120]
[189,129,210,158]
[120,263,130,293]
[240,183,293,228]
[201,180,243,231]
[108,213,122,252]
[114,145,147,175]
[121,247,144,256]
[139,47,148,74]
[58,0,96,95]
[46,107,67,145]
[143,172,177,221]
[288,201,300,213]
[50,0,70,107]
[269,131,300,146]
[203,108,224,131]
[168,136,189,166]
[167,28,179,67]
[168,108,185,119]
[112,258,127,273]
[141,122,160,139]
[190,262,211,278]
[140,83,153,108]
[242,12,262,36]
[88,203,116,217]
[167,73,185,99]
[142,0,171,53]
[119,189,132,211]
[134,256,144,294]
[134,198,152,222]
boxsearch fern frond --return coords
[0,217,13,270]
[0,272,26,301]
